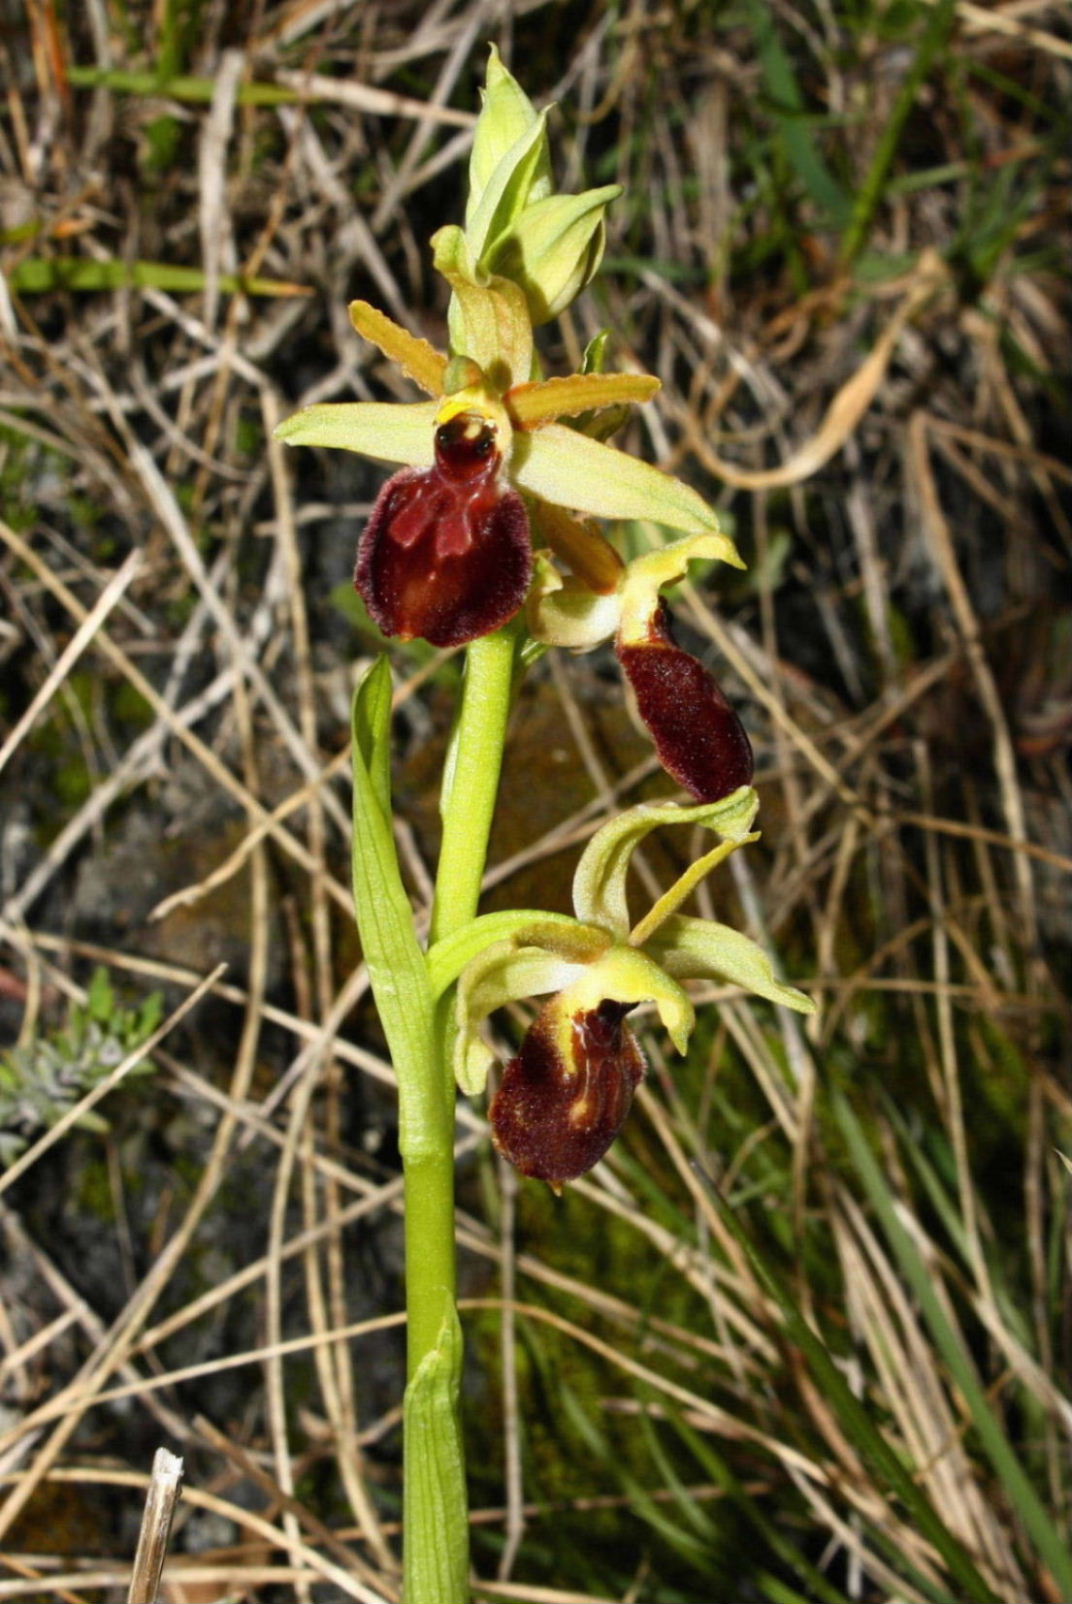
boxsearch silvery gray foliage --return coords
[0,969,162,1167]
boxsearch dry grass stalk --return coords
[128,1447,184,1604]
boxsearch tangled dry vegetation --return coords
[1,2,1070,1601]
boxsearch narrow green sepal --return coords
[648,915,816,1015]
[455,942,593,1096]
[403,1304,468,1602]
[426,909,591,1001]
[274,400,438,466]
[573,788,760,937]
[511,423,725,534]
[451,920,611,1094]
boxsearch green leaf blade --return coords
[403,1305,468,1602]
[350,661,439,1154]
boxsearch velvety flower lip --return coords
[617,599,754,803]
[489,996,646,1190]
[354,411,532,648]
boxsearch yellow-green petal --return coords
[508,371,660,428]
[349,301,447,397]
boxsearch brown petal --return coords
[617,602,753,802]
[354,415,532,648]
[489,999,646,1189]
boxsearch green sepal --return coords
[350,662,439,1154]
[274,399,438,466]
[573,788,760,938]
[426,908,588,1000]
[455,944,588,1096]
[403,1303,468,1602]
[466,45,552,232]
[511,422,726,535]
[648,915,816,1015]
[487,185,620,324]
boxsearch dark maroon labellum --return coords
[617,601,753,802]
[355,413,532,648]
[489,999,646,1189]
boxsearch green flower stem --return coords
[397,626,517,1604]
[431,627,518,945]
[400,624,517,1381]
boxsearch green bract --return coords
[465,45,552,235]
[485,185,620,325]
[433,225,534,391]
[460,47,618,328]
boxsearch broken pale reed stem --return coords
[128,1447,184,1604]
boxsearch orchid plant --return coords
[277,47,813,1604]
